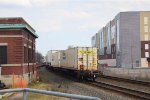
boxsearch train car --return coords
[47,47,99,81]
[45,50,59,66]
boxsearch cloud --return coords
[63,10,92,20]
[0,0,31,6]
[33,18,63,33]
[0,0,69,7]
[30,0,69,7]
[79,23,101,32]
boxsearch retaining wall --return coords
[100,67,150,82]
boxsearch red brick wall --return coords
[1,65,35,75]
[24,64,35,73]
[0,30,23,64]
[0,29,22,35]
[0,29,36,75]
[22,30,36,63]
[0,17,37,76]
[0,18,26,24]
[141,41,150,58]
[2,66,23,75]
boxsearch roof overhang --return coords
[0,24,38,38]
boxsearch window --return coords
[145,44,149,50]
[144,26,148,32]
[0,46,7,64]
[144,17,148,25]
[145,52,149,58]
[144,34,149,41]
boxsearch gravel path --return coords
[39,67,140,100]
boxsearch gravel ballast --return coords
[39,67,140,100]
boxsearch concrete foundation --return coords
[100,67,150,82]
[1,72,37,86]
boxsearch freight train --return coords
[46,47,100,81]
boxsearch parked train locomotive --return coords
[46,47,99,81]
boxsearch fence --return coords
[0,88,100,100]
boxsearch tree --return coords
[35,51,44,63]
[68,45,74,49]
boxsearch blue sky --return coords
[0,0,150,55]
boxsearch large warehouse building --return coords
[92,11,150,68]
[0,17,38,85]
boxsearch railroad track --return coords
[101,75,150,86]
[87,81,150,100]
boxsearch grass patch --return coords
[27,82,68,100]
[1,82,68,100]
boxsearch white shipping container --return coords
[46,51,52,64]
[51,51,60,67]
[59,50,67,67]
[59,47,98,71]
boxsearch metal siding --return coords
[51,51,60,67]
[106,21,111,54]
[115,13,121,67]
[59,50,67,67]
[119,12,141,68]
[59,47,98,71]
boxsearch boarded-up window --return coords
[0,46,7,64]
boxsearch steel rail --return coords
[88,81,150,100]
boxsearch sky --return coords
[0,0,150,55]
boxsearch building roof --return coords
[0,24,38,38]
[0,17,38,38]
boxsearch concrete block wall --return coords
[101,67,150,82]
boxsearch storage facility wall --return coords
[119,12,141,68]
[93,11,150,68]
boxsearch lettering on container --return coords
[79,51,96,54]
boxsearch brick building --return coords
[92,11,150,68]
[0,17,38,85]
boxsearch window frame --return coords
[145,52,149,58]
